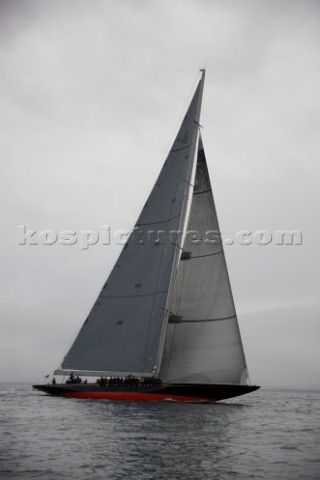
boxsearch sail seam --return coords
[187,250,223,259]
[169,314,237,323]
[193,188,212,195]
[100,289,168,299]
[137,213,181,226]
[170,143,191,153]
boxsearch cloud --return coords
[1,0,319,387]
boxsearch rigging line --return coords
[156,86,203,372]
[170,143,191,153]
[168,314,237,324]
[163,199,190,373]
[181,177,194,187]
[162,148,198,373]
[193,188,212,195]
[200,59,209,131]
[142,330,163,374]
[155,305,175,315]
[187,250,223,259]
[142,162,184,365]
[161,71,202,158]
[168,241,184,250]
[136,213,181,227]
[192,119,203,128]
[167,243,188,371]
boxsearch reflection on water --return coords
[0,386,319,480]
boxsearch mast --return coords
[154,69,206,375]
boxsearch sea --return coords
[0,385,319,480]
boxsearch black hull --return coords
[33,383,260,402]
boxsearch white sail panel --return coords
[61,76,205,375]
[170,254,236,320]
[161,321,245,384]
[161,137,249,384]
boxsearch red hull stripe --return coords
[62,391,216,403]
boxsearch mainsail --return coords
[57,72,205,377]
[160,136,249,385]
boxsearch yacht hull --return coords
[33,383,260,403]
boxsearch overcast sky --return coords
[1,0,319,390]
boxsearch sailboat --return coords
[33,70,259,402]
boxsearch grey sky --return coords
[1,0,319,390]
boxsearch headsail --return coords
[160,136,249,384]
[57,72,205,377]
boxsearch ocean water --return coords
[0,385,319,480]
